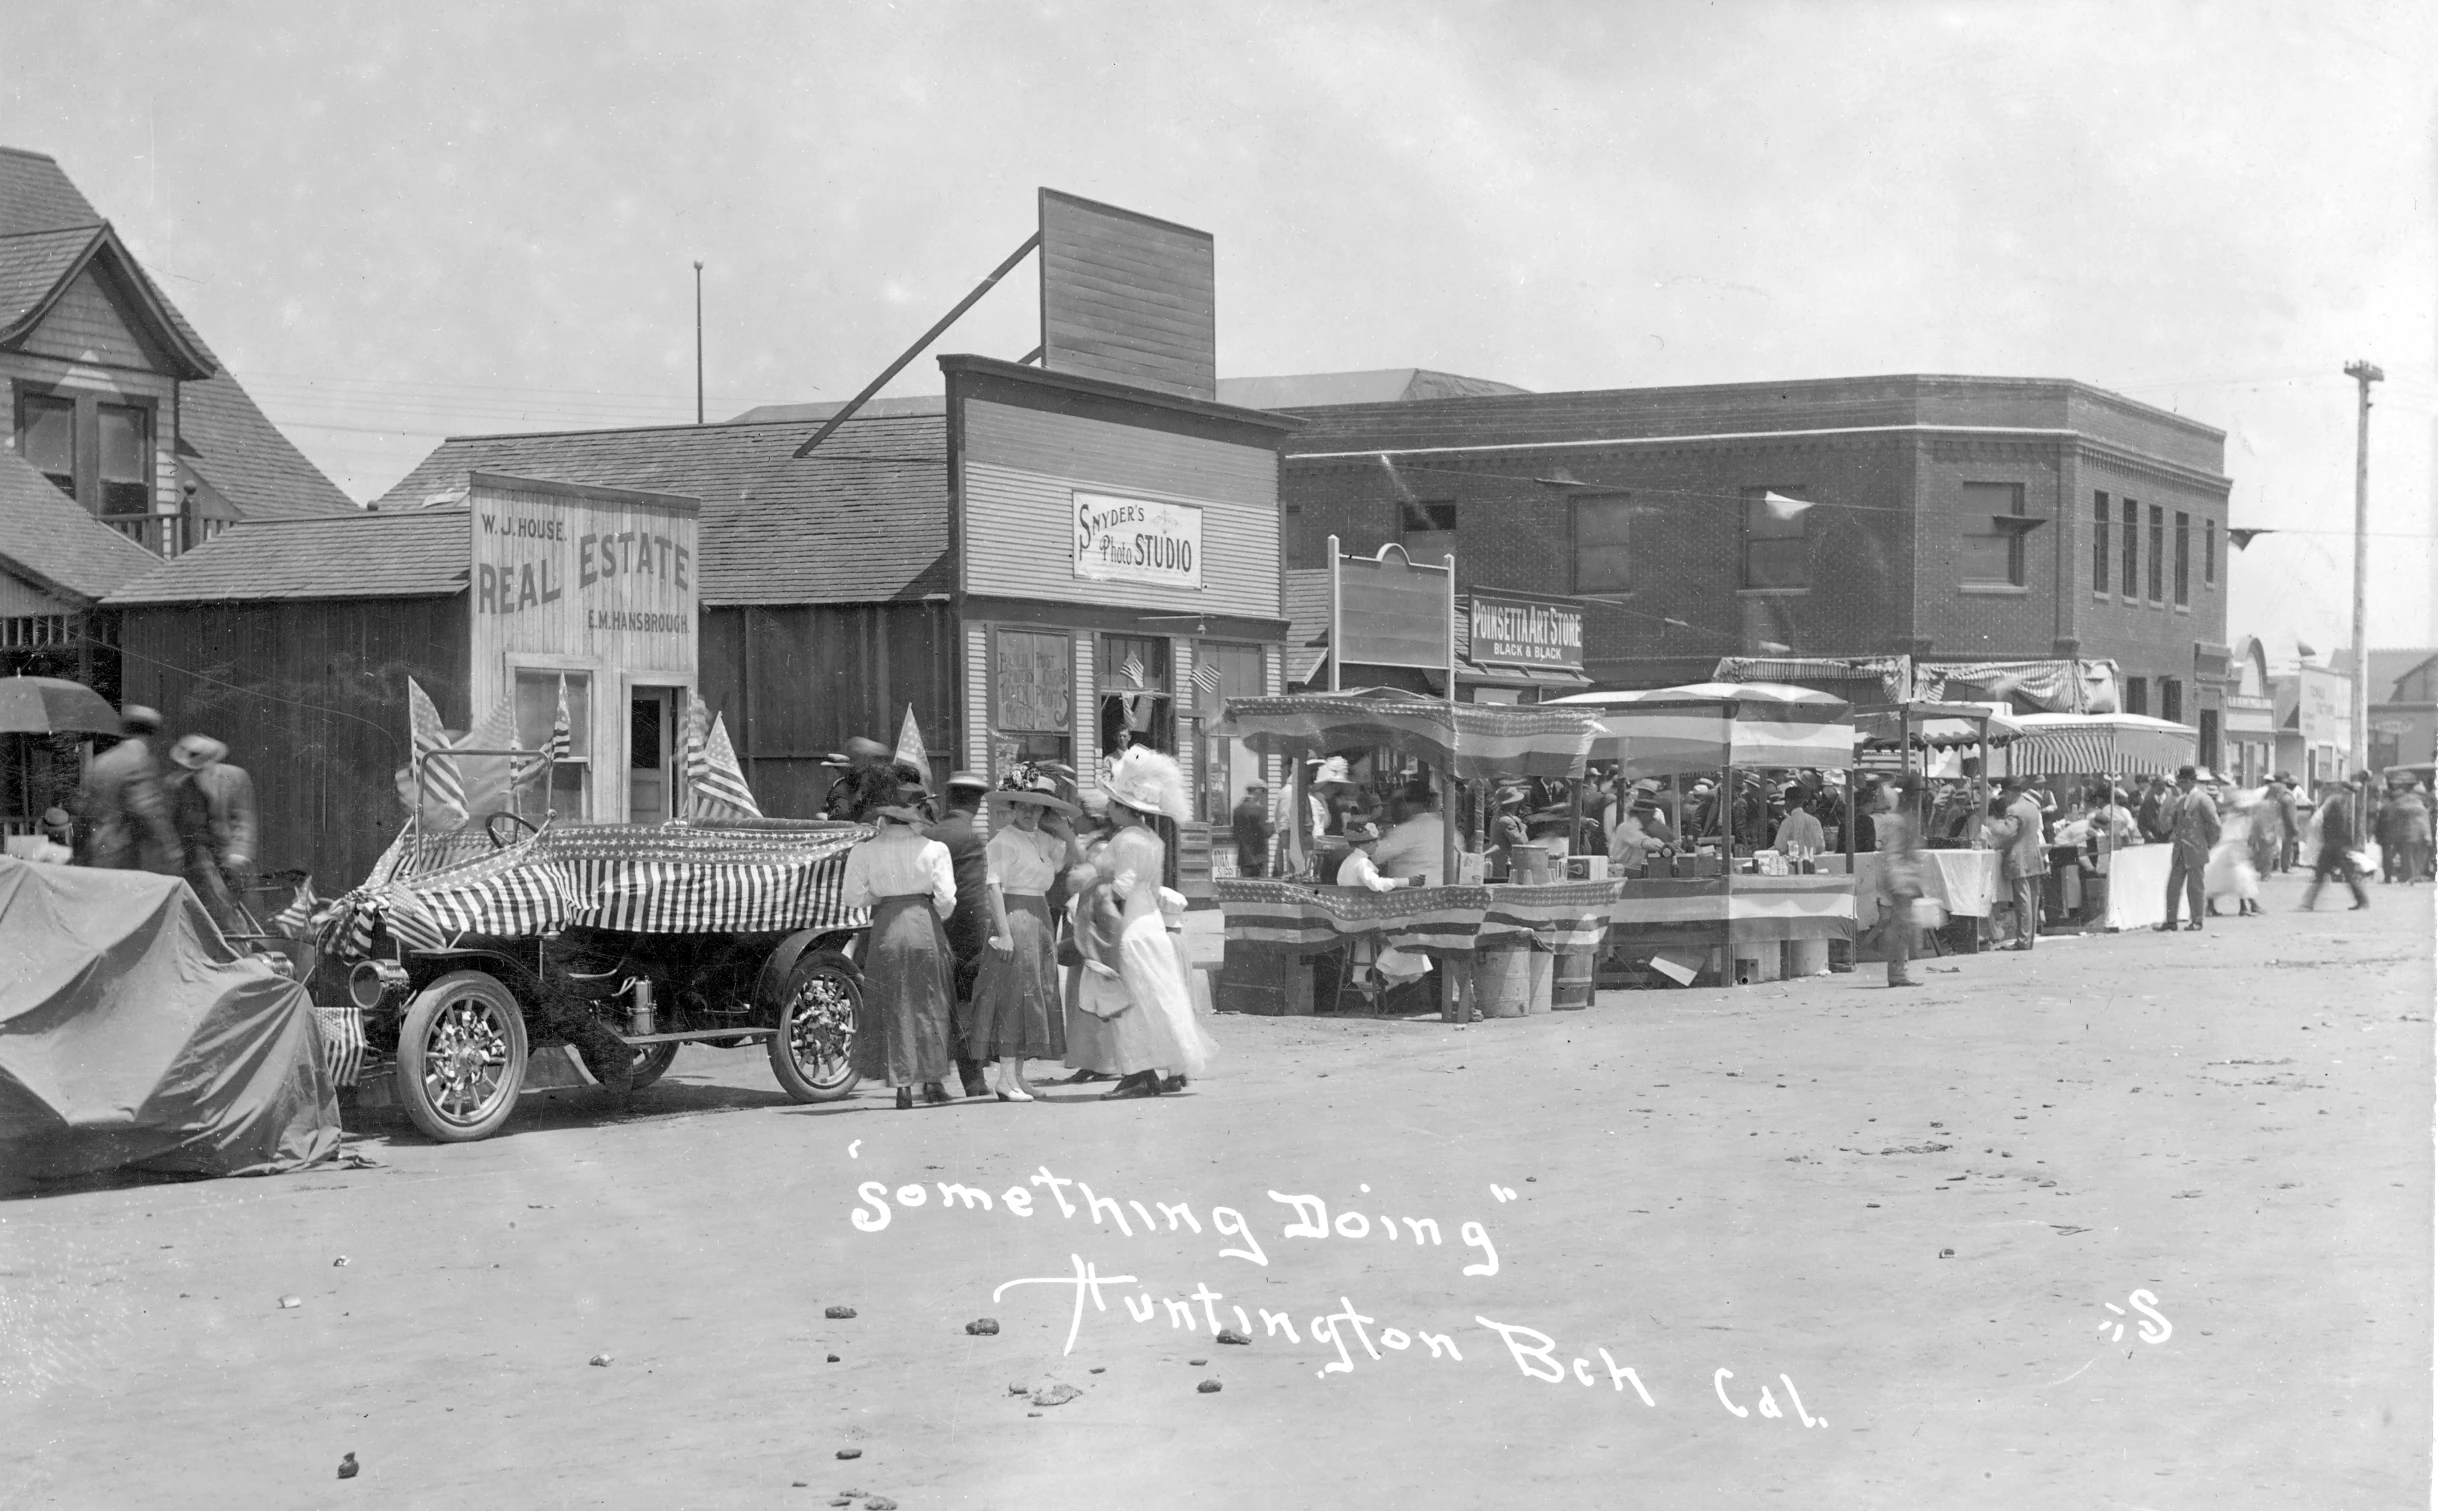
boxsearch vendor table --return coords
[1214,877,1620,1015]
[1840,849,2001,930]
[2095,843,2174,931]
[1606,873,1857,948]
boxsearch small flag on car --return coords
[270,877,319,939]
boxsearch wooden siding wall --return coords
[20,270,156,370]
[1037,190,1216,401]
[961,400,1280,619]
[464,476,699,821]
[696,601,958,818]
[119,597,470,889]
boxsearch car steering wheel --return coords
[485,812,540,849]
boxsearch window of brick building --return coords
[1960,481,2027,586]
[2093,492,2110,596]
[2146,506,2165,602]
[2120,498,2139,598]
[2203,519,2216,587]
[2173,512,2191,607]
[2160,677,2183,724]
[2123,676,2148,716]
[1399,499,1457,568]
[1573,495,1634,594]
[1741,487,1809,589]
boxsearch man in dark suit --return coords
[932,771,994,1096]
[2154,765,2221,930]
[80,706,180,876]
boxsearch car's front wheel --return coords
[397,971,529,1142]
[768,950,860,1103]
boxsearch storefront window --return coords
[512,669,590,820]
[990,627,1074,778]
[1098,632,1172,759]
[1192,641,1265,821]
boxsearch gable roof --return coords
[0,222,215,377]
[2330,646,2438,703]
[0,448,167,604]
[371,414,950,605]
[177,371,361,518]
[102,509,470,605]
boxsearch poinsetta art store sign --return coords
[1072,491,1203,590]
[1470,593,1584,670]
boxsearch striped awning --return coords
[1854,701,2027,749]
[1211,689,1608,780]
[1215,878,1491,951]
[2004,713,2198,777]
[325,819,870,955]
[1544,682,1856,776]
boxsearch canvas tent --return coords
[1544,681,1855,776]
[0,860,339,1181]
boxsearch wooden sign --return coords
[995,628,1072,732]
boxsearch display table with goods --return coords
[1207,690,1613,1020]
[1545,682,1863,986]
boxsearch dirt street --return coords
[3,871,2429,1510]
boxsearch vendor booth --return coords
[1549,682,1861,984]
[2000,711,2200,931]
[1208,689,1616,1019]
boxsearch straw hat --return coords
[1309,755,1354,788]
[1103,746,1190,821]
[946,770,991,793]
[169,734,228,770]
[993,773,1079,817]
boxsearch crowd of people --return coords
[28,704,261,933]
[836,743,1215,1109]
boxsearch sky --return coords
[4,1,2432,657]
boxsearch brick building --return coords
[1276,374,2233,754]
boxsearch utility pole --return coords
[2343,360,2382,782]
[693,261,706,425]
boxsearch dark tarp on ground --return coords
[0,858,340,1180]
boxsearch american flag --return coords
[1192,659,1223,708]
[406,677,468,823]
[1119,651,1147,688]
[684,700,763,821]
[269,876,320,938]
[545,676,573,762]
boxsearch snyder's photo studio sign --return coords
[1073,490,1203,590]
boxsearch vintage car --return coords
[319,812,869,1142]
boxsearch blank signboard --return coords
[1038,188,1216,401]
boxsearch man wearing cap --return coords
[934,771,996,1098]
[165,734,259,931]
[1231,782,1274,880]
[80,706,180,876]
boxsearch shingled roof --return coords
[0,448,169,604]
[371,414,949,606]
[0,146,356,518]
[102,509,470,605]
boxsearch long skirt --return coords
[853,894,956,1087]
[964,894,1065,1061]
[1096,912,1217,1079]
[2204,837,2258,902]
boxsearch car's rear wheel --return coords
[397,970,528,1142]
[768,949,860,1103]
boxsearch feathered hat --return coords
[1102,745,1190,822]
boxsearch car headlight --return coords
[348,959,411,1010]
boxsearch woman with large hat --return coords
[1079,748,1214,1098]
[965,771,1082,1100]
[839,802,960,1108]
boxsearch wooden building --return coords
[104,474,700,885]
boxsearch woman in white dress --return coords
[839,804,959,1109]
[1088,824,1216,1100]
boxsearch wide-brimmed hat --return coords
[844,736,891,762]
[169,734,228,770]
[872,804,926,825]
[1103,746,1190,821]
[40,807,71,830]
[120,705,161,735]
[817,751,851,768]
[946,770,991,792]
[993,777,1079,817]
[1309,756,1354,787]
[1342,820,1381,843]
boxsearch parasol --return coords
[0,675,120,735]
[1209,687,1607,781]
[1545,681,1854,776]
